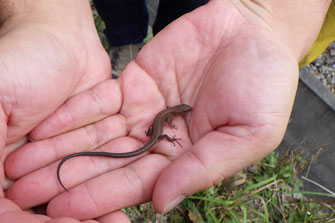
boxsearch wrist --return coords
[0,0,90,29]
[229,0,331,61]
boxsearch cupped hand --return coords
[5,0,299,220]
[0,0,111,184]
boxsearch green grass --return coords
[123,152,335,223]
[90,3,335,222]
[91,5,110,52]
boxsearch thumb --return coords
[152,130,277,213]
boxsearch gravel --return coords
[305,41,335,94]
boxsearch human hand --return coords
[0,187,129,223]
[4,0,330,220]
[2,142,126,223]
[0,0,110,184]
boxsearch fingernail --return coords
[162,195,185,214]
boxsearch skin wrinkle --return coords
[240,122,282,150]
[209,100,270,144]
[134,52,178,105]
[0,103,7,130]
[90,87,105,117]
[83,122,100,150]
[86,149,111,175]
[122,166,146,201]
[0,67,15,123]
[115,81,123,114]
[203,150,226,186]
[200,132,256,176]
[83,182,100,218]
[185,150,215,190]
[25,72,34,116]
[124,117,143,147]
[210,15,237,57]
[176,19,205,83]
[49,136,60,161]
[237,0,331,61]
[237,0,270,23]
[213,127,264,161]
[240,124,274,146]
[232,1,284,53]
[218,124,253,140]
[30,25,86,95]
[186,120,194,150]
[219,122,274,149]
[173,67,182,105]
[126,62,166,103]
[115,114,128,137]
[164,70,179,104]
[246,0,271,13]
[121,64,173,119]
[94,80,122,116]
[99,151,117,173]
[133,59,154,82]
[181,28,208,102]
[171,19,207,104]
[60,100,77,130]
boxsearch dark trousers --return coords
[92,0,209,46]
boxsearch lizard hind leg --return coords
[159,134,182,147]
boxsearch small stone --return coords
[319,65,334,74]
[322,79,328,85]
[326,57,335,65]
[310,65,317,72]
[309,41,335,95]
[329,77,335,85]
[330,49,335,57]
[314,56,324,66]
[326,73,333,79]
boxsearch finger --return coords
[152,128,282,213]
[0,197,49,222]
[51,115,192,196]
[45,217,80,223]
[34,214,51,222]
[0,198,44,223]
[81,220,99,223]
[0,212,43,223]
[6,136,144,209]
[1,137,28,189]
[5,115,127,179]
[96,210,130,223]
[0,197,21,214]
[47,154,171,220]
[6,111,192,209]
[47,217,101,223]
[30,80,122,140]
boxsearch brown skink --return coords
[57,104,192,191]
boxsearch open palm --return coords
[5,0,299,220]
